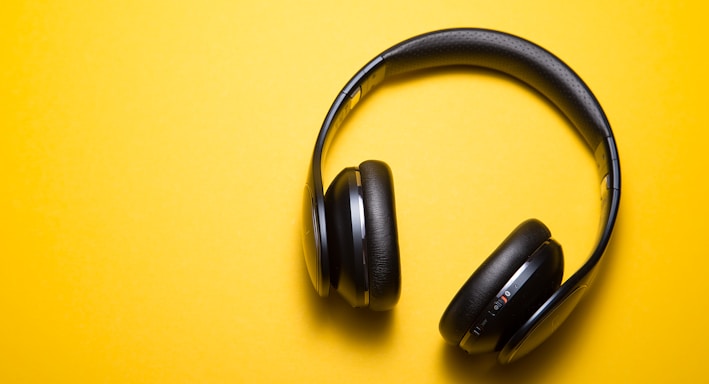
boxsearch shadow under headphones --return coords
[301,28,621,364]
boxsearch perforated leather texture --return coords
[359,160,401,311]
[381,29,609,149]
[438,219,552,345]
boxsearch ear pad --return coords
[359,160,401,311]
[439,219,557,346]
[324,160,401,310]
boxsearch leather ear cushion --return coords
[359,160,401,311]
[439,219,552,345]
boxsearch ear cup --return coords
[324,161,401,310]
[439,219,553,346]
[359,160,401,311]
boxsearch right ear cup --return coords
[439,219,564,353]
[324,160,401,310]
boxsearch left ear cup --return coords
[324,160,401,310]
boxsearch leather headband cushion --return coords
[359,160,401,311]
[439,219,551,344]
[380,28,610,149]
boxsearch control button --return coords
[472,318,489,336]
[492,296,507,312]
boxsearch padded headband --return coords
[305,30,620,343]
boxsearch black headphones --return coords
[301,28,620,363]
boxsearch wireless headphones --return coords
[301,28,620,363]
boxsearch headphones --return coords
[301,28,620,363]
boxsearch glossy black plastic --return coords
[302,170,329,297]
[324,168,368,307]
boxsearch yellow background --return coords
[1,1,707,382]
